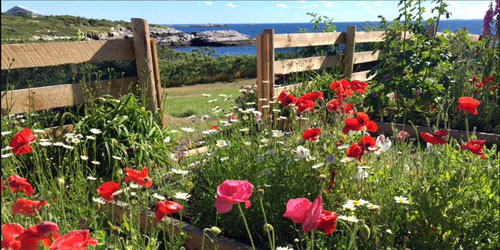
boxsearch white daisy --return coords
[86,135,96,140]
[202,93,212,97]
[171,168,189,175]
[272,130,285,138]
[240,128,250,132]
[394,196,410,204]
[87,176,97,181]
[80,155,89,160]
[1,131,12,136]
[90,128,102,135]
[338,215,359,223]
[174,192,191,201]
[91,161,101,165]
[163,136,171,143]
[355,168,369,180]
[340,157,355,163]
[312,163,325,169]
[152,193,166,200]
[216,140,228,148]
[112,155,122,161]
[92,197,106,204]
[295,146,310,159]
[181,127,195,133]
[1,153,13,158]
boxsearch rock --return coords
[191,30,255,46]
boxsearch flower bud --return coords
[319,174,327,180]
[294,238,300,243]
[258,188,264,196]
[57,178,65,186]
[112,226,121,235]
[263,223,274,233]
[210,226,221,235]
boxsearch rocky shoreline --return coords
[83,26,255,47]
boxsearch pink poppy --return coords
[214,180,253,213]
[283,196,323,233]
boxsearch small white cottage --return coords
[6,5,41,18]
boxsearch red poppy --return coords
[342,103,355,115]
[475,82,484,88]
[461,140,486,159]
[12,199,48,216]
[342,118,362,134]
[18,221,60,249]
[483,75,496,85]
[2,223,25,250]
[350,80,369,93]
[356,112,370,126]
[155,201,184,222]
[316,211,338,235]
[9,128,36,155]
[358,135,376,150]
[50,230,98,250]
[330,79,353,100]
[303,128,321,141]
[347,143,364,161]
[366,121,378,133]
[420,129,448,145]
[124,167,152,188]
[210,125,218,131]
[471,76,479,83]
[97,182,121,201]
[277,91,298,107]
[490,85,498,91]
[456,97,480,115]
[326,99,342,112]
[296,97,317,114]
[302,91,324,102]
[7,175,34,196]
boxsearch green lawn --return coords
[161,78,254,130]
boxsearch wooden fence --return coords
[1,18,165,124]
[256,26,480,112]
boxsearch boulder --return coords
[191,30,256,46]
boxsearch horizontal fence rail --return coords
[1,39,135,70]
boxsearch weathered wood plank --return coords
[1,76,138,115]
[353,50,382,64]
[273,82,304,97]
[355,31,386,43]
[274,32,345,48]
[1,39,135,70]
[274,55,341,75]
[344,26,356,79]
[132,18,158,112]
[351,70,376,81]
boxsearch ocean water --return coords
[170,20,483,56]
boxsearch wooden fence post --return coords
[131,18,158,112]
[344,26,356,79]
[149,38,166,127]
[257,29,274,115]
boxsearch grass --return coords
[162,78,253,130]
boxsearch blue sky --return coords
[1,1,492,24]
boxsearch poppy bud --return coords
[263,223,274,233]
[360,224,371,240]
[210,226,221,235]
[258,189,264,196]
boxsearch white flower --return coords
[91,161,101,165]
[367,204,380,210]
[152,193,166,200]
[219,94,228,98]
[374,135,392,155]
[92,197,106,204]
[129,183,140,189]
[39,141,52,147]
[80,155,89,160]
[216,140,228,148]
[90,128,102,135]
[244,141,252,146]
[163,136,171,143]
[338,215,359,223]
[262,105,270,109]
[171,168,189,175]
[53,142,64,147]
[181,127,195,133]
[1,146,13,152]
[394,196,410,204]
[295,146,310,159]
[340,157,355,163]
[87,176,97,181]
[246,102,256,105]
[272,109,281,112]
[386,229,392,234]
[240,128,250,132]
[260,138,270,144]
[86,135,96,140]
[33,129,45,134]
[202,93,212,97]
[1,153,13,158]
[276,246,293,250]
[174,192,191,201]
[208,99,218,103]
[1,131,12,136]
[277,116,288,120]
[312,163,325,169]
[344,199,370,211]
[61,144,74,149]
[272,130,285,138]
[170,129,179,133]
[337,144,350,150]
[112,155,122,161]
[355,168,369,180]
[200,115,210,121]
[202,130,217,135]
[220,157,229,162]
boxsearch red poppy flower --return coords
[12,199,48,216]
[330,79,353,100]
[350,80,369,93]
[342,118,362,134]
[302,91,324,102]
[277,91,298,107]
[283,196,323,233]
[316,211,338,235]
[461,140,486,159]
[456,97,480,115]
[420,129,448,145]
[1,223,25,250]
[366,121,378,133]
[358,135,376,150]
[124,167,152,187]
[490,85,498,91]
[50,230,98,250]
[347,143,364,161]
[471,76,479,83]
[18,221,60,249]
[483,75,496,85]
[210,125,218,131]
[303,128,321,141]
[9,128,36,155]
[326,99,342,112]
[342,103,355,115]
[356,112,370,126]
[475,82,484,88]
[155,201,184,222]
[7,175,34,196]
[97,182,121,201]
[296,97,317,114]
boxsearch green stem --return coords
[465,115,470,142]
[259,196,275,250]
[201,229,208,250]
[237,203,256,250]
[310,230,315,250]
